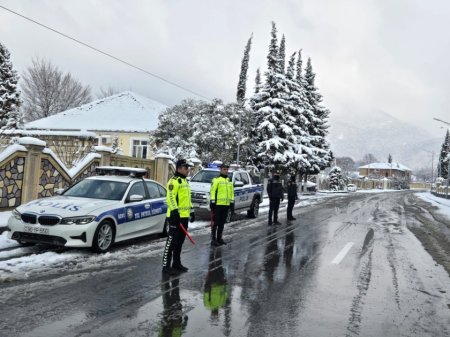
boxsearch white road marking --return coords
[331,242,354,264]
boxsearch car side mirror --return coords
[128,194,144,202]
[234,181,244,187]
[55,188,65,195]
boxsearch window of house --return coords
[131,139,149,159]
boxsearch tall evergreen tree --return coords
[285,52,310,173]
[236,34,253,104]
[254,68,261,94]
[303,57,332,174]
[279,35,286,74]
[438,129,450,179]
[250,22,295,171]
[0,42,21,130]
[388,154,392,164]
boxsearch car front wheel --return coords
[162,218,170,237]
[92,220,114,253]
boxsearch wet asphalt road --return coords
[1,191,450,337]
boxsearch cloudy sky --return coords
[1,0,449,136]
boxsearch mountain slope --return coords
[328,110,441,171]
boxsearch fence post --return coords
[155,154,172,186]
[21,140,46,204]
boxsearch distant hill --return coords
[328,110,441,171]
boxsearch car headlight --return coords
[60,216,96,225]
[12,209,21,220]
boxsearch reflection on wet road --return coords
[1,191,450,336]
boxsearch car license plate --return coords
[24,226,49,235]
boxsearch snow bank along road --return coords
[1,191,450,337]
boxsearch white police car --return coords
[7,167,168,253]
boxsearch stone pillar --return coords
[94,147,112,166]
[155,154,172,186]
[21,141,46,203]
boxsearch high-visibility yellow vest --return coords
[210,176,234,206]
[166,175,192,217]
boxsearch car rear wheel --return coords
[225,208,233,223]
[247,198,260,218]
[92,220,114,253]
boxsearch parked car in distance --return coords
[347,184,357,192]
[6,167,168,253]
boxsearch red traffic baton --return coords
[179,223,196,245]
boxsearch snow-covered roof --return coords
[358,162,412,172]
[24,91,168,133]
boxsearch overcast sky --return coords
[1,0,449,136]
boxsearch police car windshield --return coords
[64,179,129,200]
[191,170,233,183]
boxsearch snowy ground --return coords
[1,190,448,283]
[416,192,450,218]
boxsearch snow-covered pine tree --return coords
[279,35,286,74]
[388,154,392,164]
[438,129,450,179]
[0,42,21,130]
[236,34,253,104]
[303,57,332,174]
[328,166,343,191]
[250,22,295,171]
[291,50,320,184]
[254,68,261,94]
[285,52,310,174]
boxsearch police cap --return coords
[176,159,193,168]
[219,163,230,169]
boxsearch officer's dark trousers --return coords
[212,205,228,240]
[162,217,188,268]
[268,198,281,224]
[287,197,295,219]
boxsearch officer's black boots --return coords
[162,266,176,275]
[217,227,227,245]
[172,264,189,272]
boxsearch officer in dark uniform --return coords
[287,175,298,220]
[162,159,195,275]
[267,171,283,225]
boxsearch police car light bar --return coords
[96,166,147,178]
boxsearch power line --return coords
[0,4,212,101]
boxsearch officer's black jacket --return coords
[287,181,298,199]
[267,178,283,199]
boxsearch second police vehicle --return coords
[190,163,264,222]
[6,167,168,253]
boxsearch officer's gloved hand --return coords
[210,201,215,211]
[171,209,181,225]
[190,212,195,223]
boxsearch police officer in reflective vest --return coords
[209,163,234,246]
[162,159,195,275]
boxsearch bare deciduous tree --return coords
[21,57,92,122]
[96,86,122,99]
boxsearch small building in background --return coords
[22,91,167,166]
[358,162,412,179]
